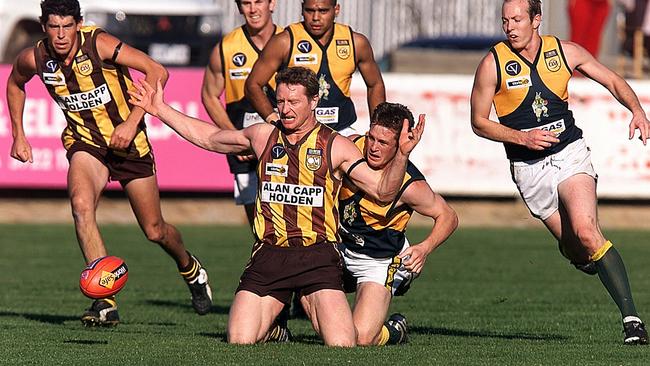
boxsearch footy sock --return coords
[593,242,639,318]
[179,252,201,283]
[377,325,391,345]
[382,322,406,345]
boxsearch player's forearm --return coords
[471,116,525,145]
[420,209,458,253]
[610,78,645,116]
[245,79,275,120]
[202,94,236,130]
[376,152,409,203]
[157,103,223,150]
[367,83,386,114]
[7,82,27,138]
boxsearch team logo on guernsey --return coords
[232,52,247,67]
[305,148,322,171]
[45,59,59,72]
[318,74,330,100]
[343,202,357,225]
[271,143,286,159]
[336,39,350,60]
[297,40,312,53]
[523,119,565,135]
[531,92,549,122]
[543,49,561,72]
[77,61,93,76]
[43,72,66,86]
[505,60,521,76]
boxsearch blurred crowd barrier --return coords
[3,66,650,198]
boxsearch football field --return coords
[1,224,648,365]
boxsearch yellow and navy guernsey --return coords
[34,26,150,158]
[284,22,357,131]
[491,35,581,161]
[221,25,282,174]
[339,136,425,258]
[254,123,341,247]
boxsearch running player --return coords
[7,0,212,326]
[470,0,648,344]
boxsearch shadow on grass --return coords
[412,325,568,341]
[198,332,322,345]
[143,299,230,315]
[0,310,77,325]
[63,339,109,345]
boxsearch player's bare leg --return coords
[301,289,356,347]
[124,176,212,315]
[352,282,392,345]
[67,152,109,263]
[227,291,285,344]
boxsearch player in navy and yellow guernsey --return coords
[338,102,457,346]
[471,0,649,345]
[202,0,282,229]
[128,67,425,347]
[8,0,212,327]
[245,0,385,135]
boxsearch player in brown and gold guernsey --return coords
[128,66,425,347]
[470,0,649,344]
[7,0,212,326]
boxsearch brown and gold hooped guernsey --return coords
[338,136,425,258]
[285,22,357,131]
[221,25,282,174]
[254,124,341,247]
[34,26,150,158]
[491,35,582,161]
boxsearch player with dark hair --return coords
[245,0,385,136]
[339,102,458,345]
[470,0,648,344]
[8,0,212,326]
[128,66,425,346]
[202,0,281,229]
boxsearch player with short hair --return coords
[128,66,425,346]
[339,102,458,345]
[201,0,281,229]
[245,0,385,135]
[7,0,212,326]
[470,0,648,344]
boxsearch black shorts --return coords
[66,142,156,183]
[236,242,344,304]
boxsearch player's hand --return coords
[522,129,560,150]
[109,123,137,150]
[236,154,255,162]
[398,114,425,156]
[10,135,33,163]
[128,78,165,117]
[629,112,650,145]
[398,243,431,275]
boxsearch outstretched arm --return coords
[7,47,37,163]
[397,181,458,274]
[354,32,385,114]
[563,40,650,145]
[337,116,425,203]
[470,52,560,150]
[128,79,253,154]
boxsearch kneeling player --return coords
[339,102,458,345]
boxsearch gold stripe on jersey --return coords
[222,25,282,104]
[286,22,356,97]
[254,124,341,247]
[493,35,571,117]
[36,26,150,157]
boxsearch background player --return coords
[201,0,281,229]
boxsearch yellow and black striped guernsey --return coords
[221,25,282,174]
[284,22,357,131]
[491,35,582,161]
[34,26,150,158]
[339,136,425,258]
[254,124,341,247]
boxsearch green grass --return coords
[0,224,648,365]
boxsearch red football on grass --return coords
[79,256,128,299]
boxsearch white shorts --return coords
[339,239,416,297]
[234,171,258,205]
[510,138,597,220]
